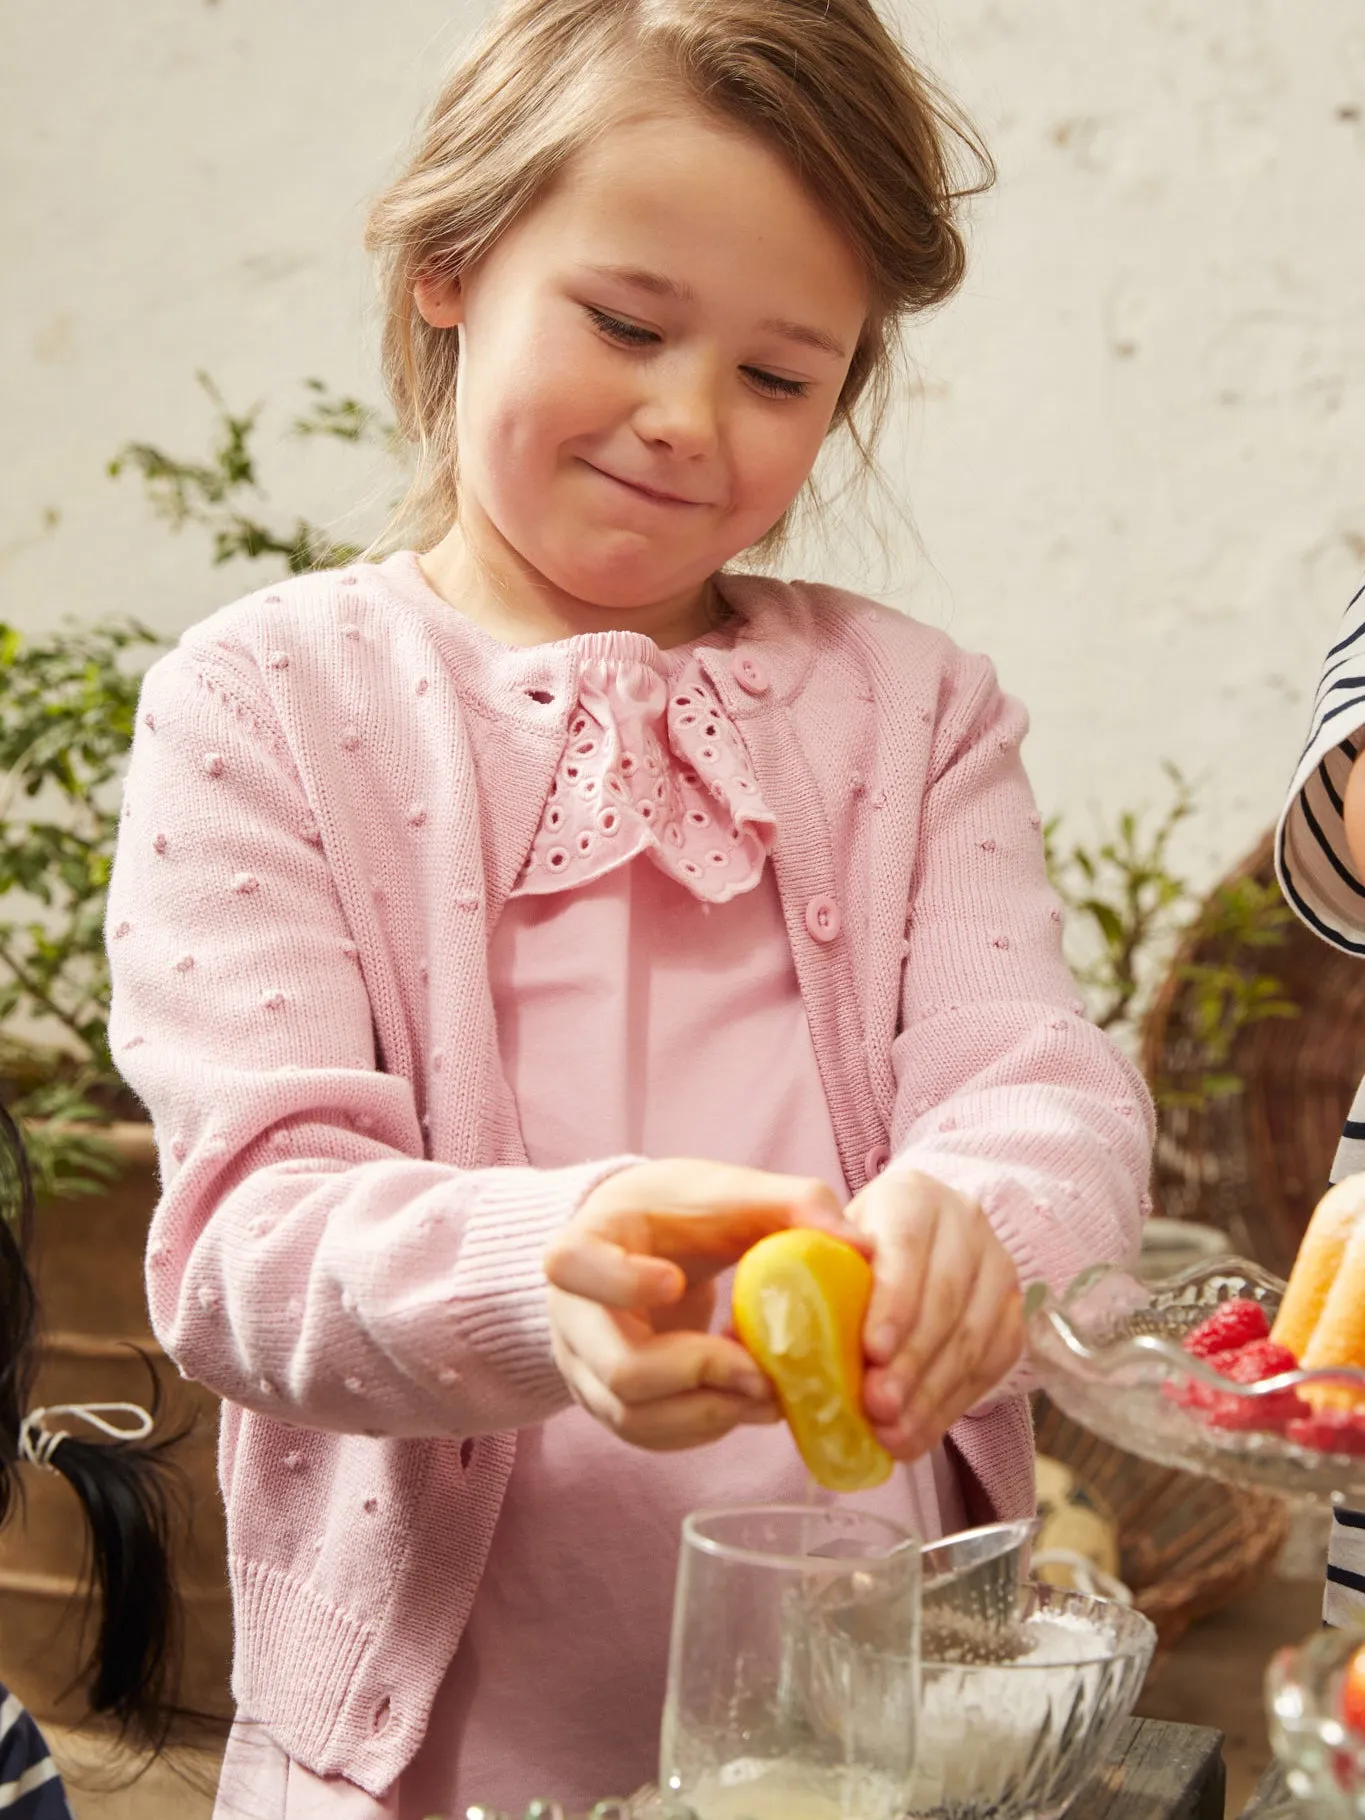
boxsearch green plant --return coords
[0,617,167,1197]
[1045,764,1297,1106]
[108,372,397,574]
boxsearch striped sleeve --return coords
[0,1688,71,1816]
[1326,1503,1365,1627]
[1276,577,1365,955]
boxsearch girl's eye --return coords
[743,367,811,400]
[586,306,810,399]
[586,306,659,348]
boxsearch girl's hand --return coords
[544,1159,848,1451]
[848,1169,1023,1459]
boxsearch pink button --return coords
[732,650,770,696]
[864,1142,891,1179]
[805,895,842,943]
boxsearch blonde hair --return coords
[365,0,993,554]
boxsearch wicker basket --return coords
[1032,1394,1290,1653]
[1140,828,1365,1278]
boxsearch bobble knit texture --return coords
[105,554,1152,1795]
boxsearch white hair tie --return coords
[18,1402,155,1472]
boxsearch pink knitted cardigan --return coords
[106,557,1152,1796]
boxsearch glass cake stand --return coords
[1025,1259,1365,1501]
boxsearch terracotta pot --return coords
[0,1121,232,1725]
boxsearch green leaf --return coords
[1079,898,1125,950]
[17,1118,125,1203]
[1199,1072,1245,1100]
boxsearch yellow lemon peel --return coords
[733,1228,893,1493]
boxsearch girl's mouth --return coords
[582,461,709,509]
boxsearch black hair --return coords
[0,1098,189,1752]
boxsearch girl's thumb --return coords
[544,1230,685,1310]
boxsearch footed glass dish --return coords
[1025,1259,1365,1500]
[1268,1629,1365,1818]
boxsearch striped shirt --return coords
[0,1689,70,1817]
[1276,575,1365,1622]
[1276,575,1365,1183]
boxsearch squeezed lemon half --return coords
[732,1228,893,1493]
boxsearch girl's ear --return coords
[414,271,464,329]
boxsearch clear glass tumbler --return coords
[659,1504,921,1820]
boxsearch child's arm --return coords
[1278,582,1365,959]
[1343,747,1365,877]
[108,644,640,1441]
[851,655,1153,1449]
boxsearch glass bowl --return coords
[617,1590,1152,1820]
[1267,1628,1365,1817]
[1025,1259,1365,1500]
[905,1583,1156,1820]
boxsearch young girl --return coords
[1277,575,1365,1627]
[105,1,1153,1812]
[0,1101,188,1815]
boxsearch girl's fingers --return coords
[650,1279,719,1337]
[794,1198,874,1254]
[885,1208,980,1397]
[854,1175,939,1365]
[573,1160,848,1290]
[551,1300,781,1450]
[877,1251,1023,1457]
[544,1230,686,1310]
[860,1186,973,1424]
[549,1294,775,1408]
[596,1386,783,1451]
[599,1325,775,1408]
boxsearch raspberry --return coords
[1181,1298,1271,1361]
[1203,1342,1309,1431]
[1288,1409,1365,1457]
[1343,1646,1365,1736]
[1170,1337,1309,1432]
[1220,1339,1300,1382]
[1204,1390,1309,1431]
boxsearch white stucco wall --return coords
[4,0,1364,890]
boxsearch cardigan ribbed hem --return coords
[231,1558,374,1775]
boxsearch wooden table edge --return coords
[1067,1716,1227,1820]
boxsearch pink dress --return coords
[214,628,965,1820]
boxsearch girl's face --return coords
[417,102,869,636]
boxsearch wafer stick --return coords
[1271,1175,1365,1360]
[1301,1201,1365,1410]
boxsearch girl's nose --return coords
[633,354,721,460]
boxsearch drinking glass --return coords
[659,1504,921,1820]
